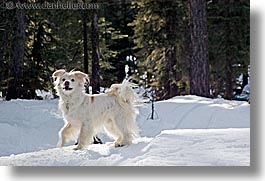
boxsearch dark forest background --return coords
[0,0,250,101]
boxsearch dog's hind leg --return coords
[114,115,137,147]
[104,119,124,146]
[57,123,79,147]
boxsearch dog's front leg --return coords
[73,123,93,150]
[57,123,79,148]
[57,123,71,148]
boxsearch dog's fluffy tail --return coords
[107,79,138,105]
[118,79,138,105]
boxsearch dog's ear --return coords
[73,71,88,80]
[52,69,65,78]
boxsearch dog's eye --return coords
[62,78,65,81]
[71,79,75,82]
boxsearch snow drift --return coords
[0,96,250,166]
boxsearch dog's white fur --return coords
[52,69,139,150]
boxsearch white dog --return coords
[52,69,139,150]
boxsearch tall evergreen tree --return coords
[0,7,14,97]
[82,5,89,93]
[208,0,250,98]
[224,0,233,99]
[6,7,26,100]
[82,9,89,75]
[189,0,210,97]
[91,0,100,93]
[131,0,189,100]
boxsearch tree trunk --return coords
[225,56,233,99]
[91,0,100,94]
[164,46,178,99]
[224,0,233,100]
[163,6,178,100]
[164,48,171,99]
[83,3,89,75]
[6,8,25,100]
[168,8,178,99]
[169,46,178,98]
[189,0,210,97]
[82,5,89,93]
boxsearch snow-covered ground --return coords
[0,95,250,166]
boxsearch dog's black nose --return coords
[64,81,70,86]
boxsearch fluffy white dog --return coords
[52,69,139,150]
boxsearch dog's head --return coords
[52,69,88,95]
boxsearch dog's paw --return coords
[73,145,87,150]
[73,147,79,151]
[114,142,124,148]
[73,147,81,151]
[57,143,63,148]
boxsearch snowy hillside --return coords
[0,96,250,166]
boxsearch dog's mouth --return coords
[63,86,73,91]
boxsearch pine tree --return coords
[189,0,210,97]
[82,9,89,75]
[6,7,26,100]
[0,7,14,97]
[207,0,250,98]
[91,0,100,93]
[131,0,189,100]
